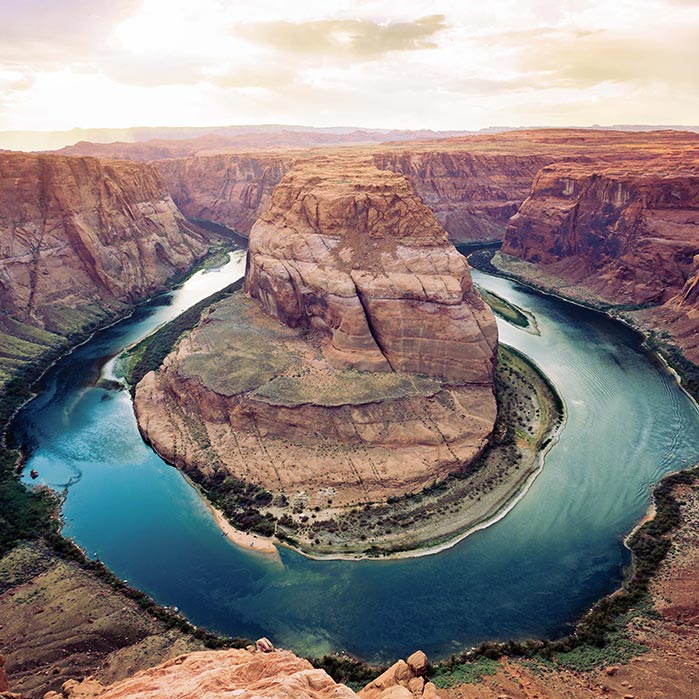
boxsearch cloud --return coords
[517,27,699,90]
[238,15,448,60]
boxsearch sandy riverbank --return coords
[209,505,279,557]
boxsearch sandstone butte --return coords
[0,152,211,392]
[500,151,699,362]
[39,646,441,699]
[134,158,498,512]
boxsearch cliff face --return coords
[373,151,553,243]
[155,150,551,245]
[134,159,497,525]
[500,156,699,361]
[245,158,498,382]
[0,152,211,397]
[0,153,209,331]
[155,154,287,234]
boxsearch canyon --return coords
[0,152,217,413]
[1,127,699,699]
[133,157,499,545]
[499,149,699,363]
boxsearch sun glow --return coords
[1,0,698,133]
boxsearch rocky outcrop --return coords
[0,153,210,333]
[360,651,441,699]
[245,158,498,382]
[501,155,699,362]
[43,647,445,699]
[43,648,357,699]
[155,154,288,234]
[134,158,497,534]
[373,151,553,243]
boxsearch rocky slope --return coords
[500,153,699,361]
[134,158,497,541]
[0,152,211,396]
[42,646,442,699]
[0,543,204,699]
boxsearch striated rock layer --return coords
[153,130,699,244]
[501,154,699,362]
[0,152,213,403]
[372,150,552,243]
[245,158,498,382]
[0,153,210,328]
[155,154,287,234]
[135,159,497,512]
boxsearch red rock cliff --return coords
[155,154,287,234]
[0,153,210,334]
[500,154,699,361]
[372,150,553,243]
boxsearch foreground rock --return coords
[134,158,497,550]
[501,152,699,363]
[43,647,444,699]
[43,648,357,699]
[0,152,211,399]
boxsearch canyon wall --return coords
[154,150,552,244]
[500,155,699,361]
[372,150,553,243]
[155,154,287,234]
[0,152,211,395]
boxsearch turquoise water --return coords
[12,258,699,663]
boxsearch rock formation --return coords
[153,129,699,245]
[42,648,357,699]
[0,152,212,400]
[372,151,553,243]
[42,647,444,699]
[501,154,699,362]
[134,158,497,530]
[245,158,498,382]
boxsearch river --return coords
[11,250,699,663]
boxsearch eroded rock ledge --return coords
[134,158,497,532]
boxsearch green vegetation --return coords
[476,285,530,329]
[645,330,699,399]
[196,469,277,537]
[309,654,386,691]
[431,657,500,687]
[0,448,58,559]
[123,279,244,389]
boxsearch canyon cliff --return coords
[372,151,552,243]
[134,158,498,543]
[155,154,287,234]
[500,152,699,362]
[0,152,211,400]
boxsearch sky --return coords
[1,0,698,132]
